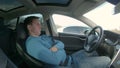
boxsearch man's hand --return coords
[50,46,58,52]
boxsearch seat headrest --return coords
[16,23,28,52]
[16,23,28,40]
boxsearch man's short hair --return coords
[24,16,39,34]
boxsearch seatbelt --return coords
[46,20,55,46]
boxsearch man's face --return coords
[28,19,41,36]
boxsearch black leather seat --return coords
[16,23,71,68]
[16,23,45,68]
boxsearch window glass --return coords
[5,18,17,30]
[0,0,22,11]
[52,14,90,35]
[84,2,120,34]
[20,14,43,23]
[20,14,45,31]
[35,0,70,5]
[7,14,44,30]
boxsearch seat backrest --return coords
[0,18,12,54]
[16,23,46,51]
[16,23,71,68]
[16,23,45,67]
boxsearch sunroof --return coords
[0,0,22,11]
[34,0,70,5]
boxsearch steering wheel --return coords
[84,26,104,52]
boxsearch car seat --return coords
[16,23,46,68]
[16,23,71,68]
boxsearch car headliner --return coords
[0,0,119,23]
[0,0,105,20]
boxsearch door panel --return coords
[52,14,90,54]
[55,33,86,54]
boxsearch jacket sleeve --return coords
[26,39,65,65]
[54,40,65,50]
[46,35,65,50]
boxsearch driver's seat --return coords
[16,23,71,68]
[16,23,47,68]
[16,23,44,68]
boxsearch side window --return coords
[52,14,90,35]
[19,14,45,31]
[6,18,17,30]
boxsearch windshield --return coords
[84,1,120,34]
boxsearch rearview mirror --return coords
[115,2,120,14]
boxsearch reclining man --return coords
[24,16,111,68]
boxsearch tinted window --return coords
[6,14,44,30]
[34,0,70,5]
[0,0,22,11]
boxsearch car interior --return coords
[0,0,120,68]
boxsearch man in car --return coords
[24,16,110,68]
